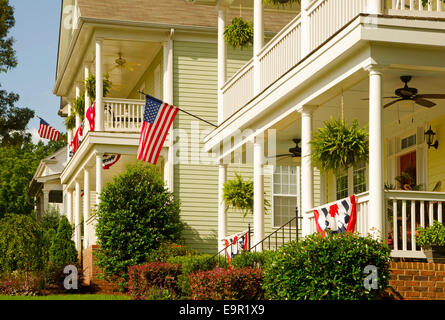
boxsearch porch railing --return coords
[103,98,145,132]
[304,190,445,259]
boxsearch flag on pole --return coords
[313,195,357,235]
[38,118,61,141]
[137,95,178,165]
[86,102,95,131]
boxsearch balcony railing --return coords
[221,0,445,123]
[104,98,145,132]
[304,190,445,259]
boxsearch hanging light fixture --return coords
[424,125,439,149]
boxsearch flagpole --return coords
[138,91,218,128]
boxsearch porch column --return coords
[74,179,82,251]
[253,0,264,95]
[96,153,103,206]
[66,188,73,224]
[218,161,227,252]
[300,0,311,56]
[67,103,73,158]
[367,65,385,238]
[300,105,317,237]
[367,0,383,14]
[163,30,174,192]
[95,38,104,132]
[75,82,81,129]
[42,189,50,213]
[217,6,227,124]
[84,62,91,135]
[253,135,265,250]
[83,168,90,249]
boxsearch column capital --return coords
[298,105,318,115]
[363,64,387,74]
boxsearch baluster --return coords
[393,200,398,251]
[429,201,434,226]
[420,200,425,227]
[411,200,416,251]
[438,0,442,11]
[410,0,415,10]
[402,200,407,251]
[439,201,443,223]
[429,0,433,11]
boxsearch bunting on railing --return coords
[313,195,357,235]
[223,231,249,262]
[69,126,83,157]
[102,154,121,170]
[86,102,95,132]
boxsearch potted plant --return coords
[224,17,254,49]
[84,73,112,101]
[72,94,85,121]
[310,118,369,173]
[223,173,270,218]
[416,221,445,263]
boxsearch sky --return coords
[0,0,63,142]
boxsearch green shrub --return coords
[263,232,391,300]
[0,214,45,273]
[147,242,197,262]
[49,216,78,267]
[188,267,264,300]
[95,164,183,281]
[231,251,275,269]
[417,221,445,248]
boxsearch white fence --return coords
[103,98,146,132]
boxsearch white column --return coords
[96,153,103,206]
[66,189,73,224]
[74,180,82,251]
[84,63,91,135]
[253,0,264,95]
[163,31,174,191]
[67,103,73,158]
[253,136,265,250]
[367,66,384,239]
[83,168,90,249]
[367,0,383,14]
[218,162,228,252]
[43,189,50,213]
[217,7,227,124]
[300,105,317,237]
[95,38,104,131]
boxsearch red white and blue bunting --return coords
[102,154,121,170]
[223,231,249,262]
[313,195,357,235]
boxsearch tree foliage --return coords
[0,214,44,272]
[49,216,78,267]
[95,163,184,280]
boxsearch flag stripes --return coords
[38,118,61,141]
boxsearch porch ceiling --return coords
[271,68,445,161]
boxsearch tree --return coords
[0,0,35,146]
[95,163,183,280]
[0,214,44,272]
[49,216,78,267]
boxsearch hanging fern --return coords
[223,173,270,218]
[72,94,85,121]
[85,73,112,101]
[65,113,76,130]
[310,118,369,173]
[224,17,254,49]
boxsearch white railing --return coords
[304,190,445,259]
[389,0,445,12]
[307,0,367,52]
[221,61,254,121]
[385,190,445,259]
[103,98,145,132]
[258,14,302,92]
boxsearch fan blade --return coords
[267,154,292,159]
[414,98,436,108]
[416,94,445,99]
[384,99,405,108]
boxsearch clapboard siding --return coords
[173,41,272,253]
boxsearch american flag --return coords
[38,118,61,141]
[137,95,178,164]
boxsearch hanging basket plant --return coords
[72,94,85,121]
[85,73,112,101]
[65,113,76,130]
[224,17,254,49]
[223,173,270,218]
[310,118,369,173]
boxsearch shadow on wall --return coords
[183,222,218,254]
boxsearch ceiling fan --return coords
[268,138,301,160]
[381,76,445,109]
[109,52,141,72]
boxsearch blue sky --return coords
[0,0,63,141]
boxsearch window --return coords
[335,163,368,200]
[401,134,416,150]
[49,190,63,203]
[273,166,298,228]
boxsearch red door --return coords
[399,151,416,189]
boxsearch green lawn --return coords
[0,294,132,300]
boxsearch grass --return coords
[0,294,132,300]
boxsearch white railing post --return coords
[253,0,264,95]
[218,161,228,252]
[300,0,311,57]
[83,168,90,249]
[367,0,383,13]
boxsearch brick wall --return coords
[387,262,445,300]
[82,245,120,294]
